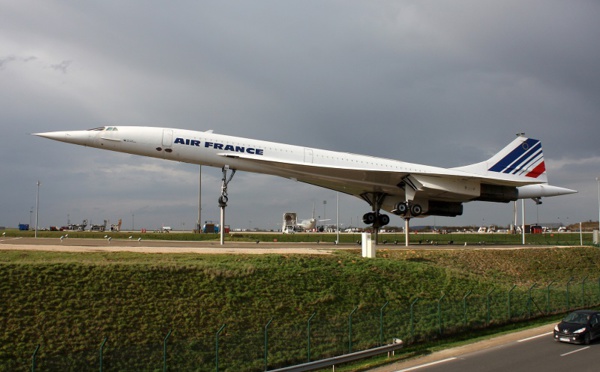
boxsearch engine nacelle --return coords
[424,201,463,217]
[477,184,518,203]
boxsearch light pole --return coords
[35,181,41,238]
[336,192,339,243]
[197,165,202,233]
[522,198,525,245]
[596,177,600,232]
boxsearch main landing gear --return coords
[362,211,390,227]
[391,201,422,217]
[360,193,391,245]
[391,201,422,246]
[360,195,424,246]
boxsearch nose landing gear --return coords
[219,166,236,245]
[362,212,390,227]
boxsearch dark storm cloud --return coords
[1,0,598,230]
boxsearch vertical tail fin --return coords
[454,136,547,183]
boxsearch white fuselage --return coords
[60,126,456,188]
[34,126,577,218]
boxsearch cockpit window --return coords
[86,126,118,131]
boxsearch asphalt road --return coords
[377,327,598,372]
[0,236,571,251]
[0,237,336,254]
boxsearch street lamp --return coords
[336,192,339,243]
[596,177,600,232]
[35,181,41,238]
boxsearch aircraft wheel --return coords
[411,204,423,216]
[378,214,390,226]
[362,212,376,225]
[395,203,408,216]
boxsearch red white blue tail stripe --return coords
[488,138,546,179]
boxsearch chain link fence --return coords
[8,278,599,372]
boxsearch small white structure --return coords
[361,232,376,258]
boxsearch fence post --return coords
[566,277,574,310]
[379,301,389,346]
[486,288,495,325]
[348,306,358,353]
[582,276,588,308]
[31,344,40,372]
[527,283,537,318]
[99,337,108,372]
[163,329,172,372]
[215,324,226,372]
[264,318,273,371]
[437,293,446,335]
[410,298,419,339]
[508,285,516,320]
[546,281,555,314]
[463,290,472,326]
[307,312,316,362]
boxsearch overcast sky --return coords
[1,1,599,232]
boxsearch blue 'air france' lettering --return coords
[174,137,264,155]
[173,138,201,146]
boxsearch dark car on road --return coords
[554,310,600,344]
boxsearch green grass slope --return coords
[1,247,599,371]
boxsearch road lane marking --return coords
[394,357,458,371]
[517,331,553,343]
[561,346,590,357]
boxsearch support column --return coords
[522,199,526,245]
[404,218,410,246]
[513,201,518,234]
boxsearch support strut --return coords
[392,205,417,247]
[404,216,410,247]
[392,201,413,247]
[219,166,236,245]
[397,174,424,246]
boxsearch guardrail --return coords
[269,339,403,372]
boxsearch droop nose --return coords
[33,131,92,146]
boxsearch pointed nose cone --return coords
[517,184,578,198]
[33,130,92,146]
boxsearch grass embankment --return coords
[1,247,599,371]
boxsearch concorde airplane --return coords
[34,126,576,237]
